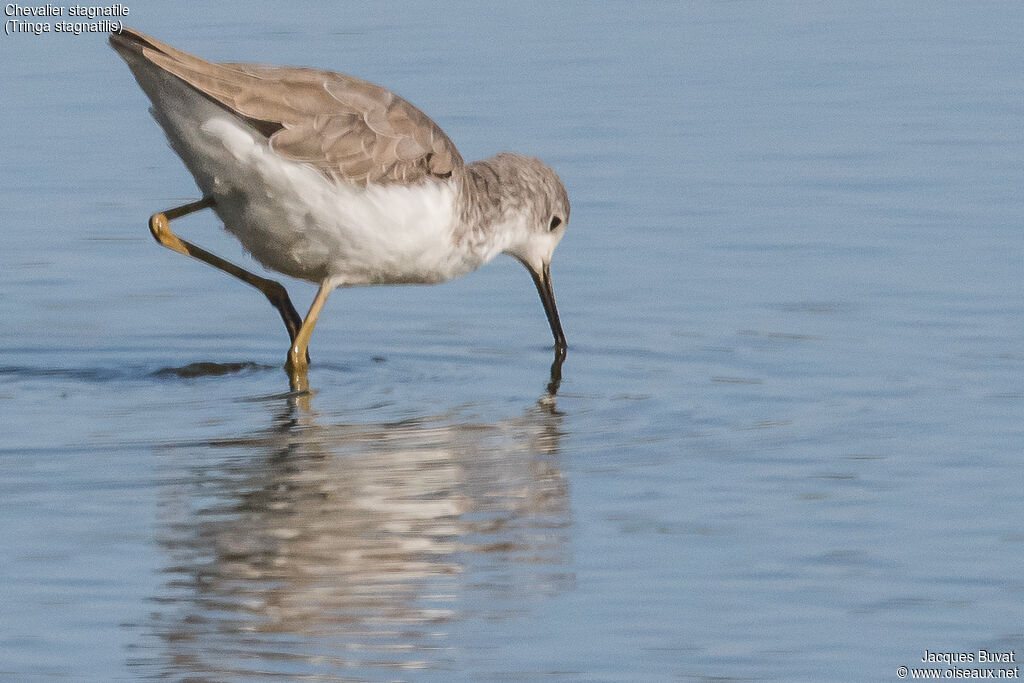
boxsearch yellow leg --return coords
[148,198,306,359]
[286,280,333,373]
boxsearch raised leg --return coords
[286,279,334,373]
[148,198,307,360]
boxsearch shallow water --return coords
[2,2,1022,680]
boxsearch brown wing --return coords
[116,28,463,186]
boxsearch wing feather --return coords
[117,29,463,186]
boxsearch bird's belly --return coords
[178,116,476,286]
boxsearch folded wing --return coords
[113,28,463,186]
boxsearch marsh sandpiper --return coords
[110,28,569,380]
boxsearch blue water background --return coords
[1,2,1021,680]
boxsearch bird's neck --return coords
[461,158,511,226]
[456,157,524,259]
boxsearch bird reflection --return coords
[137,364,571,678]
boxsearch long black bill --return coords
[526,261,567,358]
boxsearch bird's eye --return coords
[549,216,562,231]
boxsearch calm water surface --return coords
[2,2,1022,680]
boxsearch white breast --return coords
[163,112,483,286]
[200,117,480,286]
